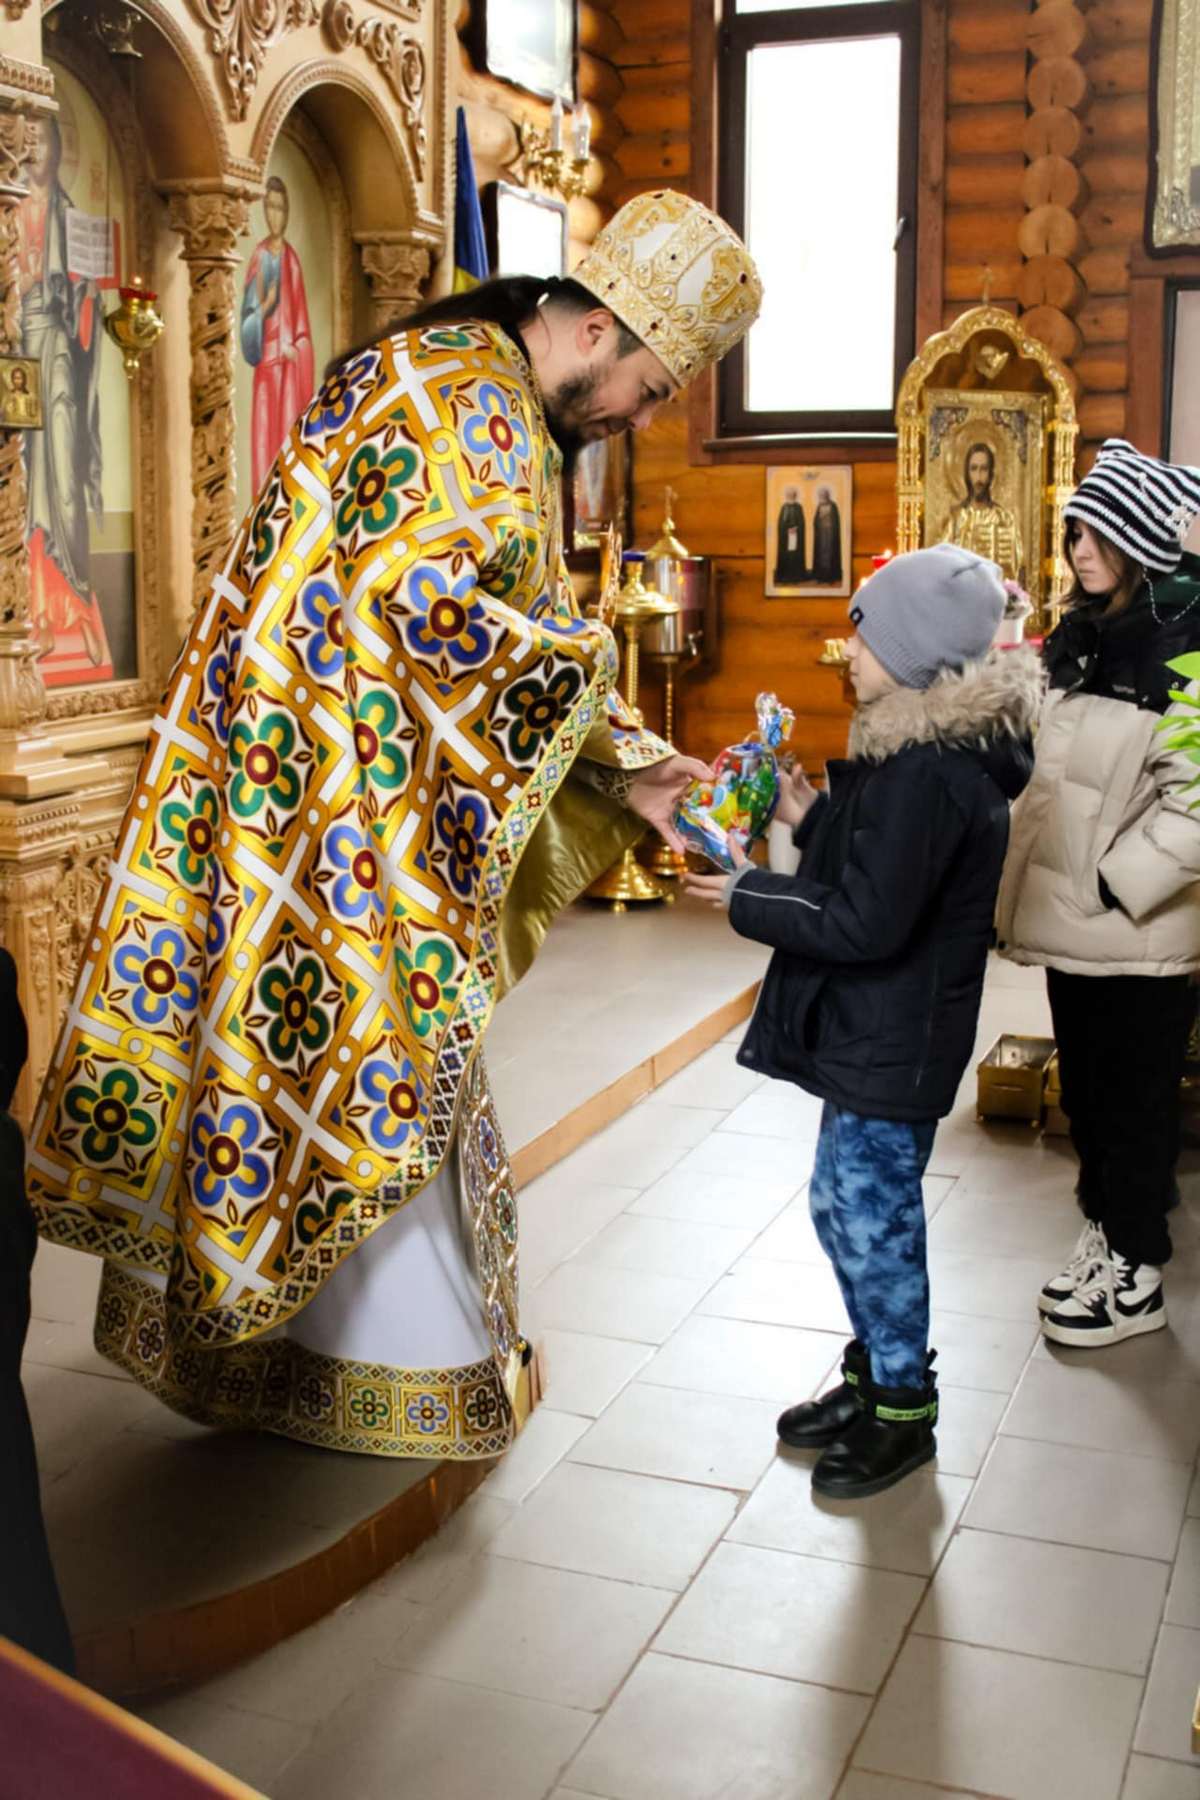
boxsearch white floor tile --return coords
[931,1308,1039,1394]
[1002,1359,1200,1464]
[838,1777,978,1800]
[928,1184,1079,1261]
[138,1695,311,1795]
[565,1652,870,1800]
[740,1198,825,1265]
[729,1454,970,1578]
[385,1554,672,1712]
[856,1635,1143,1800]
[381,1493,518,1606]
[537,1329,654,1418]
[670,1128,810,1191]
[489,1461,736,1591]
[928,1249,1055,1322]
[1123,1755,1200,1798]
[568,1381,778,1490]
[519,1176,643,1288]
[654,1540,924,1694]
[698,1257,851,1333]
[274,1671,593,1800]
[545,1101,725,1191]
[629,1165,798,1228]
[964,1435,1191,1560]
[524,1262,710,1346]
[647,1040,764,1111]
[914,1527,1169,1675]
[639,1313,841,1405]
[1134,1624,1200,1765]
[480,1407,591,1504]
[570,1212,756,1284]
[718,1083,825,1143]
[931,1384,1009,1478]
[1166,1518,1200,1628]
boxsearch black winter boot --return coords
[811,1355,938,1499]
[776,1339,869,1449]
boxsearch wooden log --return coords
[946,159,1026,208]
[1079,151,1150,197]
[1080,193,1144,246]
[1087,0,1154,46]
[1027,56,1091,111]
[948,52,1028,107]
[1074,345,1129,390]
[945,259,1022,301]
[578,53,623,110]
[1081,92,1152,150]
[1078,392,1127,436]
[1083,44,1151,97]
[579,4,624,59]
[611,34,689,69]
[1017,254,1086,314]
[616,90,689,136]
[949,0,1035,57]
[1023,106,1084,159]
[1017,202,1084,259]
[614,131,688,179]
[1077,296,1130,341]
[946,208,1026,258]
[1026,2,1089,61]
[947,103,1026,158]
[1022,153,1087,211]
[610,0,686,38]
[1078,245,1131,293]
[1021,305,1083,362]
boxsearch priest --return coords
[28,192,762,1460]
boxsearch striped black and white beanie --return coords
[1064,438,1200,574]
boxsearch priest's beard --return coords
[542,358,614,473]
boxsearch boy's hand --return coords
[683,832,748,908]
[774,764,819,828]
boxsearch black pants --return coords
[1046,968,1193,1268]
[0,1113,74,1674]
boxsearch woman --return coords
[995,439,1200,1347]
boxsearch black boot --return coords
[811,1356,938,1499]
[777,1339,868,1449]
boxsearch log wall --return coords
[605,0,1162,768]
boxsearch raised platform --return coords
[26,896,765,1700]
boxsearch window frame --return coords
[713,0,924,445]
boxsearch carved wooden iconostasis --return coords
[0,0,453,1122]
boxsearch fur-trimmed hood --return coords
[848,646,1044,787]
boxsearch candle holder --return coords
[516,100,591,201]
[103,277,164,379]
[586,564,680,912]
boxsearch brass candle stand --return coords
[586,563,680,912]
[640,490,703,881]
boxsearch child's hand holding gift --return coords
[774,761,820,828]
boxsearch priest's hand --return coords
[627,754,714,853]
[683,833,748,908]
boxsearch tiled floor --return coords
[89,959,1200,1795]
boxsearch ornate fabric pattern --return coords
[93,1056,524,1459]
[573,189,763,385]
[29,322,667,1354]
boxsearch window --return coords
[717,0,920,440]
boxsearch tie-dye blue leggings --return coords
[808,1101,937,1388]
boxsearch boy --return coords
[686,545,1040,1497]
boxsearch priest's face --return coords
[544,313,677,456]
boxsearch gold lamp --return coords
[586,561,681,911]
[104,276,164,379]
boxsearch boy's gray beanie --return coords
[851,544,1006,689]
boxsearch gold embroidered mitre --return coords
[572,189,763,386]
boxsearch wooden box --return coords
[976,1035,1057,1124]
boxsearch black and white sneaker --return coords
[1041,1249,1166,1348]
[1038,1221,1108,1316]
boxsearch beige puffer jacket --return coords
[995,625,1200,977]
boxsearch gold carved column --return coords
[356,234,432,334]
[0,61,53,744]
[166,186,253,611]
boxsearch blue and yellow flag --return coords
[454,106,489,292]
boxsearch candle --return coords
[573,102,591,160]
[550,95,564,151]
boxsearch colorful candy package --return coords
[673,692,796,871]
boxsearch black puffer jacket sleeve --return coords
[729,754,971,965]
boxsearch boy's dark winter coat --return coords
[733,651,1042,1122]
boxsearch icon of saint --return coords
[240,175,315,495]
[941,441,1023,582]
